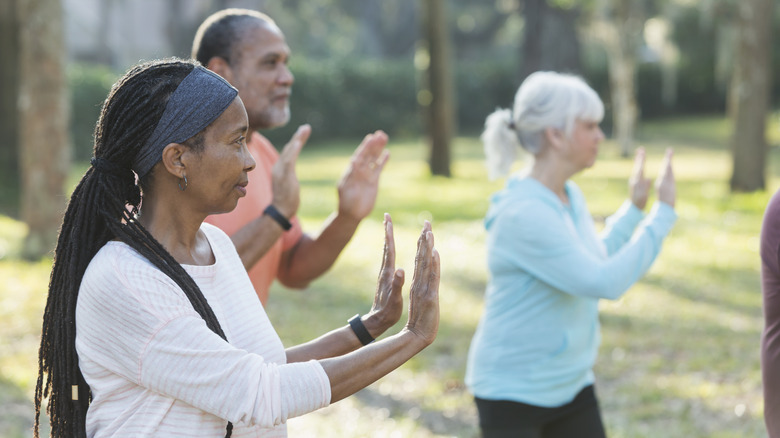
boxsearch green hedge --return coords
[454,59,520,135]
[264,58,420,146]
[68,58,519,156]
[68,63,117,161]
[68,47,774,157]
[264,57,520,145]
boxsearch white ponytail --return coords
[481,108,520,180]
[481,71,605,180]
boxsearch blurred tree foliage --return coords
[65,0,780,160]
[68,64,118,161]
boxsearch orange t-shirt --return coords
[205,131,303,305]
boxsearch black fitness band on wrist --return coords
[263,204,292,231]
[348,314,375,346]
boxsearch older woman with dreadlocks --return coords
[34,58,440,438]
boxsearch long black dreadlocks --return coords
[34,58,234,437]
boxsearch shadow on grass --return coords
[641,268,762,318]
[597,310,764,437]
[447,268,487,300]
[353,387,479,438]
[598,373,765,438]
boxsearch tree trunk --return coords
[522,0,544,79]
[0,0,20,215]
[168,0,197,59]
[95,0,114,65]
[594,0,644,158]
[608,52,638,158]
[521,0,582,81]
[358,0,383,56]
[729,0,773,192]
[421,0,453,177]
[18,0,70,259]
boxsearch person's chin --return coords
[588,152,599,167]
[261,114,290,130]
[212,200,241,216]
[273,105,291,124]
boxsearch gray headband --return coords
[133,65,238,178]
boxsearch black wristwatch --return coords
[263,204,292,231]
[348,314,375,346]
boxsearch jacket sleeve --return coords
[488,201,676,300]
[600,200,645,256]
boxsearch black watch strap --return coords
[263,204,292,231]
[348,314,375,346]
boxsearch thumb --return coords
[392,269,405,292]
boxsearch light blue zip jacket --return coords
[465,176,677,407]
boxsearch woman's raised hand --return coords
[365,213,405,336]
[315,218,440,403]
[655,148,676,208]
[629,147,651,211]
[404,220,440,346]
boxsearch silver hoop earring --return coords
[178,174,188,191]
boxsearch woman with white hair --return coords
[465,71,677,437]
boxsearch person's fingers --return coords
[406,224,435,332]
[632,147,646,180]
[415,222,432,255]
[368,132,389,168]
[280,124,311,165]
[427,247,441,300]
[382,213,396,273]
[353,131,389,169]
[423,231,434,277]
[656,148,674,184]
[351,133,372,161]
[374,149,390,173]
[353,132,379,161]
[664,148,674,173]
[413,224,433,286]
[363,131,388,156]
[371,130,388,149]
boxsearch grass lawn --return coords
[2,114,779,437]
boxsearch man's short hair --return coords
[192,8,276,66]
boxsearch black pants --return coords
[475,385,607,438]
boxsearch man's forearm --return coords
[277,211,362,288]
[231,214,286,270]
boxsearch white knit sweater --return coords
[75,223,331,437]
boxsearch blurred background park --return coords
[2,0,780,436]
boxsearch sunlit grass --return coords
[279,115,774,437]
[0,257,49,437]
[1,114,776,437]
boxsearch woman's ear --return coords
[544,127,566,150]
[160,142,188,179]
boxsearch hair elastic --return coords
[90,156,127,177]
